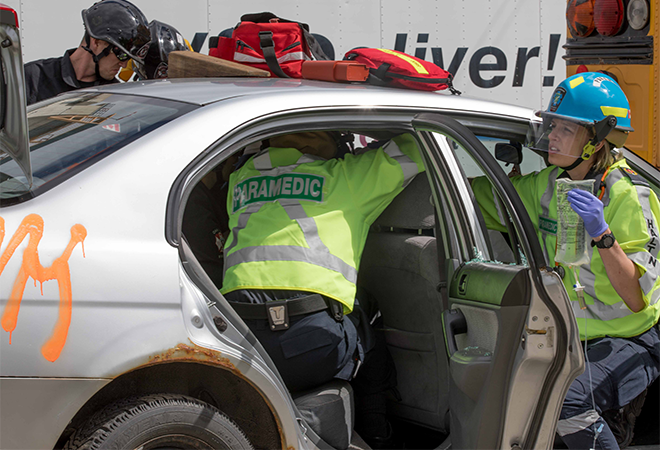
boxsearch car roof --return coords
[83,77,537,121]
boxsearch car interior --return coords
[180,129,460,449]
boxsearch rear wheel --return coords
[64,394,254,450]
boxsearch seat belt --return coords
[434,211,450,312]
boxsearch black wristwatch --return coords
[591,233,615,249]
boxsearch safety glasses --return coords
[112,46,130,62]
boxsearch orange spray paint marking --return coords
[0,214,87,362]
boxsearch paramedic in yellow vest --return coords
[473,73,660,450]
[221,131,424,444]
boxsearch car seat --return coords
[293,380,355,450]
[358,174,450,432]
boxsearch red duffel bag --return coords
[209,12,328,78]
[344,48,460,93]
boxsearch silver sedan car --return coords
[2,12,657,450]
[0,79,586,449]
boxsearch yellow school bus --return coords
[565,0,659,167]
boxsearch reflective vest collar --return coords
[252,147,325,173]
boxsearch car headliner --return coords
[79,77,538,121]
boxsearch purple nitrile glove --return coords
[567,189,609,238]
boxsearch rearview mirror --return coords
[495,142,523,165]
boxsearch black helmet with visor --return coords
[136,20,189,79]
[81,0,151,69]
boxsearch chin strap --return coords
[81,33,112,80]
[580,115,617,160]
[559,115,618,172]
[559,156,585,171]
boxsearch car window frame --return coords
[167,106,551,270]
[167,107,423,246]
[413,113,547,269]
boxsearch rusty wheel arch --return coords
[54,360,283,450]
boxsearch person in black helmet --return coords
[134,20,189,80]
[23,0,150,105]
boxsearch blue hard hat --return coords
[538,72,634,132]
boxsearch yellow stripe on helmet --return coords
[600,106,629,119]
[569,76,584,89]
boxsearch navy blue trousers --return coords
[558,324,660,450]
[225,289,393,393]
[226,289,397,438]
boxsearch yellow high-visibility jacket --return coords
[473,159,660,339]
[221,135,425,312]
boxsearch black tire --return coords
[64,394,254,450]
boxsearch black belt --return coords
[229,294,343,331]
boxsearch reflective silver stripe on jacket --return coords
[224,203,264,255]
[650,286,660,306]
[383,140,419,187]
[226,199,358,283]
[539,167,559,263]
[571,268,634,321]
[225,244,358,283]
[557,409,600,437]
[634,185,660,298]
[629,251,660,304]
[601,168,660,300]
[252,152,319,173]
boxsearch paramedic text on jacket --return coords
[472,72,660,450]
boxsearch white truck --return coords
[6,0,565,109]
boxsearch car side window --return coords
[455,136,546,178]
[432,132,527,265]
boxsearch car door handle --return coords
[443,308,467,356]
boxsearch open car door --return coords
[413,113,584,450]
[0,3,30,186]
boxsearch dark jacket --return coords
[23,49,116,105]
[182,181,228,287]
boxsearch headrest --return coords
[374,175,435,229]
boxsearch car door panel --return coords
[446,264,532,449]
[413,113,583,449]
